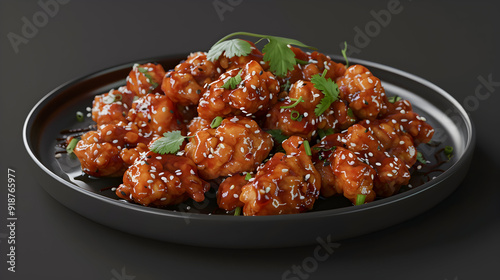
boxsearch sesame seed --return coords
[151,174,156,179]
[147,180,154,183]
[282,168,289,172]
[233,194,239,198]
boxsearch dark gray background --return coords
[1,0,499,279]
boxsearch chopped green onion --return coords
[76,111,84,122]
[138,67,159,87]
[303,140,312,156]
[280,96,304,109]
[388,95,402,103]
[244,173,252,180]
[290,110,301,121]
[211,116,223,128]
[66,138,79,154]
[416,151,427,164]
[234,207,242,216]
[355,194,366,205]
[341,41,349,68]
[295,58,308,65]
[444,146,453,159]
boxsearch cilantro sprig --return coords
[312,70,340,116]
[207,32,316,77]
[266,129,289,144]
[221,69,243,90]
[150,131,191,155]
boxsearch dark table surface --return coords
[1,0,499,279]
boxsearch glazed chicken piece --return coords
[116,143,210,207]
[316,100,357,133]
[91,87,136,126]
[73,123,139,177]
[127,93,184,138]
[126,63,165,97]
[184,117,273,180]
[358,119,417,167]
[197,60,280,120]
[218,41,267,71]
[264,80,323,141]
[314,146,376,203]
[383,99,435,145]
[239,136,321,216]
[281,46,346,86]
[187,116,211,135]
[316,124,411,197]
[217,174,247,211]
[337,65,387,120]
[162,52,223,106]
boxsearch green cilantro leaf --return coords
[244,173,252,180]
[149,131,189,155]
[207,32,316,77]
[221,69,243,90]
[317,128,334,139]
[312,70,340,116]
[207,39,252,61]
[266,129,289,144]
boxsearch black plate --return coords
[23,54,475,248]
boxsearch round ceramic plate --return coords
[23,54,475,248]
